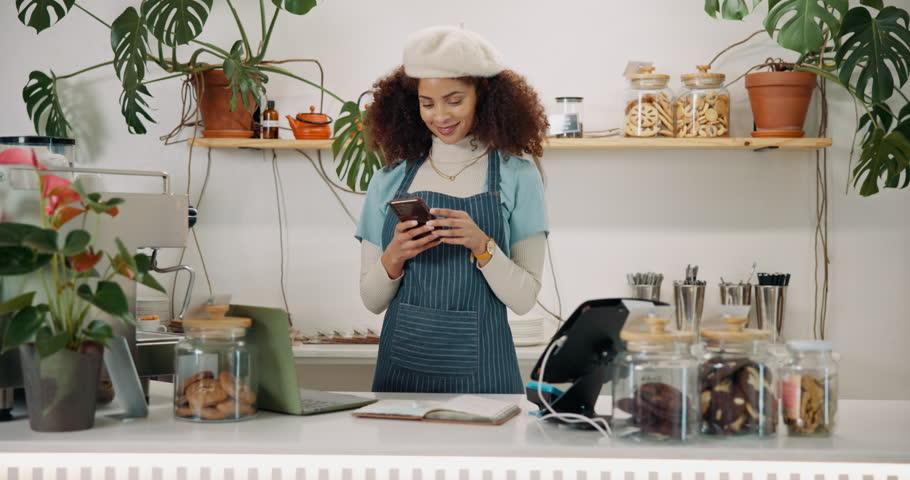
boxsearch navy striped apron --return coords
[372,150,523,393]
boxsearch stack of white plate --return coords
[508,317,545,346]
[136,287,172,324]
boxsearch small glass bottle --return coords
[612,315,699,441]
[262,100,279,139]
[554,97,584,138]
[251,106,262,139]
[781,340,838,436]
[623,66,674,137]
[173,305,257,422]
[676,65,730,137]
[699,316,777,437]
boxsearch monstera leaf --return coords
[836,6,910,104]
[142,0,213,47]
[854,119,910,196]
[271,0,317,15]
[119,84,155,134]
[15,0,74,33]
[859,104,896,144]
[704,0,762,20]
[111,7,150,90]
[332,100,383,191]
[764,0,848,54]
[22,70,70,138]
[222,41,267,111]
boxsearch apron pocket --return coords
[391,303,479,376]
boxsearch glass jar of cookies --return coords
[174,305,257,422]
[781,340,838,436]
[612,314,699,441]
[623,66,675,138]
[676,65,729,137]
[699,316,777,437]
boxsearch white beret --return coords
[403,25,505,79]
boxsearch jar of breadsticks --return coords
[676,66,730,137]
[623,66,675,138]
[781,340,838,436]
[174,305,257,422]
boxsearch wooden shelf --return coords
[188,136,832,151]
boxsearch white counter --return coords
[1,382,908,480]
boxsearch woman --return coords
[355,25,549,394]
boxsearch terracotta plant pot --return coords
[19,343,103,432]
[193,70,256,138]
[745,71,816,137]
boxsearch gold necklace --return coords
[428,149,487,181]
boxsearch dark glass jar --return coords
[699,316,777,437]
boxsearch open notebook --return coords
[352,395,521,425]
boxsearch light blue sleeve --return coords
[499,153,549,247]
[354,163,407,246]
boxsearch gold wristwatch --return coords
[472,237,496,262]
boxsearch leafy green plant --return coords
[15,0,381,191]
[0,147,165,358]
[705,0,910,196]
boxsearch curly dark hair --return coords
[364,66,548,168]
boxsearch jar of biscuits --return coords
[781,340,838,436]
[174,305,257,422]
[612,314,699,441]
[699,316,777,437]
[623,66,675,138]
[676,65,730,137]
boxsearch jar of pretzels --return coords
[173,305,257,422]
[781,340,838,436]
[622,66,675,137]
[699,316,777,437]
[612,315,699,441]
[676,66,730,137]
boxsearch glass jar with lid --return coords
[676,65,730,137]
[612,314,699,441]
[781,340,838,436]
[553,97,584,138]
[699,316,777,436]
[623,66,675,138]
[174,305,257,422]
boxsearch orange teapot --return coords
[286,106,333,140]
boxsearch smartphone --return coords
[389,197,435,226]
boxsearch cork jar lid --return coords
[620,315,694,344]
[184,305,251,329]
[628,65,670,81]
[700,315,769,341]
[681,65,726,81]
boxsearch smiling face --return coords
[417,78,478,144]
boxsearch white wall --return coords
[1,0,907,399]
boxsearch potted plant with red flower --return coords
[0,147,165,432]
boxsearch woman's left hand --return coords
[427,208,488,256]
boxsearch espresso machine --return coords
[0,158,195,418]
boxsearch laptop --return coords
[229,304,377,415]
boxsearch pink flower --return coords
[40,174,82,217]
[0,148,47,170]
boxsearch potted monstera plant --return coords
[15,0,381,190]
[0,147,166,432]
[705,0,910,196]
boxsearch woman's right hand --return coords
[381,220,439,279]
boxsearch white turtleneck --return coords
[359,135,546,315]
